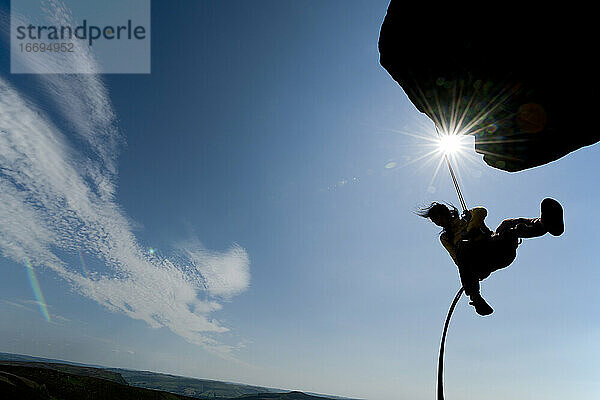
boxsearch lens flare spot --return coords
[384,161,397,169]
[24,257,50,322]
[516,103,547,133]
[486,124,498,134]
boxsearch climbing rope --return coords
[437,287,464,400]
[433,123,468,399]
[445,158,466,213]
[434,125,467,213]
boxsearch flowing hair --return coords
[416,202,459,238]
[416,202,458,219]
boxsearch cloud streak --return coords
[0,0,250,357]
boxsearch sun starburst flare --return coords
[437,133,468,156]
[379,118,485,198]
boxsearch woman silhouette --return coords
[419,198,564,315]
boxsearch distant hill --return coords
[0,360,127,385]
[0,352,281,398]
[0,353,359,400]
[0,364,329,400]
[111,368,283,399]
[235,392,332,399]
[0,363,197,400]
[0,352,107,369]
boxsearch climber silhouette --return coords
[419,198,564,315]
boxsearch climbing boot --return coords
[541,198,564,236]
[469,294,494,316]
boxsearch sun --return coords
[381,121,481,195]
[437,133,466,156]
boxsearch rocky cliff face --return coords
[379,1,600,171]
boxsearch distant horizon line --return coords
[0,351,362,400]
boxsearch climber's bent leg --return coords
[495,198,564,238]
[456,244,494,316]
[496,217,546,238]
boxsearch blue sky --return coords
[0,1,599,399]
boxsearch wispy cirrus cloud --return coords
[0,0,250,357]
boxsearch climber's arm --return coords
[465,207,487,234]
[440,232,459,265]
